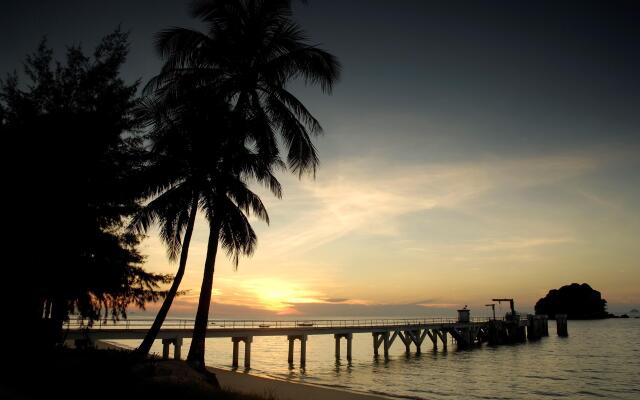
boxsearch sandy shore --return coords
[94,340,135,350]
[93,340,391,400]
[209,367,393,400]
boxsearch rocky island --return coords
[535,283,612,319]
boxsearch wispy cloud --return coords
[139,148,640,315]
[258,154,598,257]
[469,237,576,252]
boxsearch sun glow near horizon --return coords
[237,278,326,314]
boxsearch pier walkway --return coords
[64,315,553,369]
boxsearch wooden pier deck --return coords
[64,314,556,369]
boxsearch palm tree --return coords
[131,88,282,358]
[129,143,199,355]
[148,0,341,176]
[147,0,340,368]
[134,195,198,356]
[129,91,203,356]
[187,149,277,368]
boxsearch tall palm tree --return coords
[129,90,203,356]
[186,150,275,368]
[147,0,340,368]
[134,194,198,356]
[131,88,282,358]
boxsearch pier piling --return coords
[436,330,448,350]
[526,315,548,340]
[232,339,239,368]
[383,332,390,359]
[372,333,379,356]
[398,331,411,354]
[231,336,252,368]
[426,329,438,349]
[162,339,170,360]
[161,338,182,360]
[244,337,252,368]
[334,333,353,361]
[174,337,182,360]
[527,315,540,340]
[408,330,425,353]
[556,314,568,337]
[287,335,308,367]
[300,336,307,367]
[288,338,294,364]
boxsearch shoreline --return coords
[95,341,392,400]
[208,366,394,400]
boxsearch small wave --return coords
[309,382,352,390]
[369,390,429,400]
[575,390,607,397]
[531,390,569,397]
[523,375,569,381]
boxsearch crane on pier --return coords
[492,298,518,321]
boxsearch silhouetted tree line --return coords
[1,30,170,347]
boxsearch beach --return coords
[209,367,391,400]
[94,341,390,400]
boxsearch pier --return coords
[64,310,563,369]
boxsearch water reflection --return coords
[114,319,640,399]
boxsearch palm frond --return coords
[129,182,195,261]
[265,90,319,176]
[261,44,341,94]
[260,86,322,135]
[226,179,271,224]
[155,27,213,67]
[216,196,258,269]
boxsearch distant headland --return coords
[535,283,617,319]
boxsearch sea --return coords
[113,318,640,400]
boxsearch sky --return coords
[3,0,639,316]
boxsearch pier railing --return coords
[64,316,496,331]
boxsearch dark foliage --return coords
[535,283,610,319]
[0,29,170,346]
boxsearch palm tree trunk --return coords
[186,217,221,369]
[50,297,67,345]
[44,299,52,319]
[136,196,199,356]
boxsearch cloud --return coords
[138,148,634,317]
[257,153,598,258]
[323,298,350,303]
[469,237,576,252]
[149,294,464,319]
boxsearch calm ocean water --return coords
[115,318,640,399]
